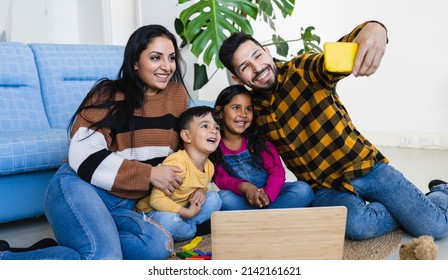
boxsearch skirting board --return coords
[363,131,448,150]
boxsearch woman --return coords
[0,24,189,260]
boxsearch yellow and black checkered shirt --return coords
[253,22,388,193]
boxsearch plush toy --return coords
[399,235,438,260]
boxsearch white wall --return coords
[0,0,135,45]
[137,0,205,100]
[0,0,50,43]
[138,0,448,149]
[250,0,448,149]
[107,0,137,45]
[0,0,447,149]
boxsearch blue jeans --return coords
[146,191,222,241]
[219,181,314,210]
[311,163,448,240]
[0,163,173,260]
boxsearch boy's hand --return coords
[189,188,206,206]
[179,203,201,219]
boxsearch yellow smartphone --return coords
[323,42,358,73]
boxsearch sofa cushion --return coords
[0,42,50,130]
[0,129,68,175]
[30,44,124,129]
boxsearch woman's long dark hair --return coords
[67,24,189,146]
[210,84,270,176]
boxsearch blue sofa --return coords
[0,42,212,223]
[0,42,124,223]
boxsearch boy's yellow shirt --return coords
[135,149,213,213]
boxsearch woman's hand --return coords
[150,165,183,195]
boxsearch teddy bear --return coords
[399,235,438,260]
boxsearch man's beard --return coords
[255,66,277,93]
[251,66,277,93]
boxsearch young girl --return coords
[212,85,314,210]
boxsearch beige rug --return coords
[343,229,402,260]
[172,229,402,260]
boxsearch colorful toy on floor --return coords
[176,235,212,260]
[176,251,191,259]
[191,236,203,244]
[181,235,203,251]
[186,255,211,260]
[181,242,197,251]
[193,249,210,256]
[184,250,198,256]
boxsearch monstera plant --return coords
[175,0,322,90]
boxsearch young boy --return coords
[136,106,222,241]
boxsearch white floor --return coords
[381,147,448,260]
[1,146,447,259]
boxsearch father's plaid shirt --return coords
[253,22,388,193]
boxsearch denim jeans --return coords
[312,163,448,240]
[0,163,173,260]
[146,191,222,241]
[219,181,314,210]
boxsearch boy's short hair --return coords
[178,105,219,132]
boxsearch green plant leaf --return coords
[256,0,295,30]
[306,41,322,53]
[257,0,294,18]
[176,0,319,91]
[174,18,188,48]
[193,63,209,90]
[299,26,322,53]
[271,34,289,57]
[302,26,316,41]
[257,0,274,17]
[178,0,258,68]
[272,0,295,17]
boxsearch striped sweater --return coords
[68,81,188,199]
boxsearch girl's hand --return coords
[257,188,271,208]
[242,183,270,208]
[150,165,183,195]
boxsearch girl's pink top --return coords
[213,136,286,203]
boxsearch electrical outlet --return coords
[420,136,437,146]
[399,135,415,146]
[398,133,448,149]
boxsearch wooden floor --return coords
[1,146,448,259]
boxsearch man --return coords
[218,21,448,240]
